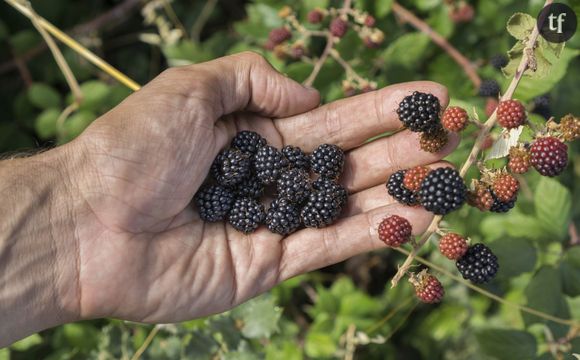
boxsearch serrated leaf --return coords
[489,238,536,277]
[476,329,537,360]
[534,177,571,240]
[231,294,281,339]
[28,83,61,109]
[506,13,536,40]
[375,0,394,18]
[486,127,523,160]
[560,247,580,297]
[529,47,552,79]
[513,48,580,100]
[382,33,430,69]
[305,332,336,358]
[523,266,569,328]
[539,37,565,58]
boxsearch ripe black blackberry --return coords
[478,79,501,97]
[301,190,342,228]
[282,145,310,170]
[266,198,301,235]
[489,190,516,213]
[228,197,266,234]
[310,144,345,179]
[386,170,419,206]
[231,131,267,156]
[277,168,311,204]
[312,178,348,208]
[456,243,499,284]
[194,185,235,222]
[396,91,441,133]
[254,145,289,185]
[211,148,251,187]
[490,54,508,69]
[233,176,264,199]
[418,168,466,215]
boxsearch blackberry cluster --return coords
[418,168,467,215]
[490,54,508,69]
[396,91,442,133]
[456,244,499,284]
[387,167,467,215]
[194,131,347,234]
[386,170,419,206]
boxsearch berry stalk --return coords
[391,0,552,288]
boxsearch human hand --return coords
[64,52,457,323]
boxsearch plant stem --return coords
[391,2,481,88]
[191,0,218,42]
[391,0,550,287]
[303,33,334,87]
[329,48,368,84]
[394,246,579,327]
[4,0,141,91]
[131,325,161,360]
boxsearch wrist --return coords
[0,143,83,346]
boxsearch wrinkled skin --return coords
[65,52,457,322]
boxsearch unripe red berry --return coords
[378,215,412,247]
[364,15,376,27]
[307,9,324,24]
[412,271,444,304]
[442,106,468,132]
[449,2,474,23]
[269,27,292,45]
[403,166,430,192]
[492,173,519,203]
[497,99,526,129]
[508,146,531,174]
[439,233,469,260]
[467,184,494,211]
[485,98,499,117]
[330,18,348,38]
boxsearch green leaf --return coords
[330,277,356,298]
[339,292,383,318]
[183,333,219,360]
[506,13,536,40]
[35,108,60,139]
[10,333,42,351]
[375,0,394,18]
[489,238,537,277]
[62,323,98,351]
[382,33,430,69]
[302,0,328,11]
[513,48,580,100]
[27,83,61,109]
[476,329,537,360]
[415,0,441,11]
[266,340,303,360]
[285,62,314,83]
[560,247,580,297]
[534,177,571,240]
[538,37,564,58]
[480,211,547,242]
[305,332,336,358]
[231,294,281,339]
[223,352,258,360]
[523,266,569,328]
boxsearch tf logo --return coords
[537,3,577,43]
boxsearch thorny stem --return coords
[391,0,552,288]
[391,2,481,88]
[131,324,162,360]
[394,247,580,327]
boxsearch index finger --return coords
[274,81,449,151]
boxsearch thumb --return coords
[156,51,321,119]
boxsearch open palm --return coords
[71,52,456,322]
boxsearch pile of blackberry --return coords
[195,131,347,235]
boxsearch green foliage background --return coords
[0,0,579,359]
